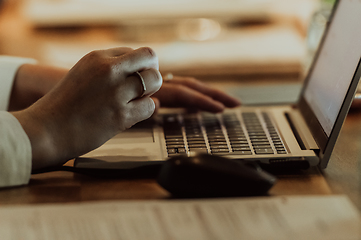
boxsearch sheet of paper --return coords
[0,195,359,240]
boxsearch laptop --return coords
[77,0,361,171]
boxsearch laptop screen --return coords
[303,0,361,136]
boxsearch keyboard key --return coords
[188,149,208,154]
[177,148,187,154]
[186,134,204,138]
[274,144,285,148]
[253,145,272,149]
[232,147,251,151]
[255,148,274,154]
[250,140,269,144]
[188,146,208,150]
[248,132,266,136]
[208,139,227,143]
[187,136,205,141]
[211,149,230,154]
[167,148,176,154]
[228,135,246,139]
[228,137,247,141]
[249,136,269,140]
[210,145,229,149]
[188,143,207,148]
[232,150,253,155]
[166,140,184,145]
[229,141,249,145]
[250,139,269,143]
[231,144,251,148]
[167,144,185,148]
[187,140,206,144]
[165,134,183,139]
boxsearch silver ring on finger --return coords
[135,71,147,98]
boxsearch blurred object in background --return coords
[177,18,222,41]
[0,0,320,80]
[119,18,222,42]
[21,0,274,44]
[40,24,306,79]
[227,82,302,105]
[22,0,273,28]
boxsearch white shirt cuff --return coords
[0,111,32,187]
[0,56,37,111]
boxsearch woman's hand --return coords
[12,47,162,170]
[152,75,241,112]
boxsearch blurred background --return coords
[0,0,334,88]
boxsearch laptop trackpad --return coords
[81,122,164,161]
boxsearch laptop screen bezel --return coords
[297,0,361,168]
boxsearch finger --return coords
[151,97,161,115]
[125,97,156,128]
[102,47,134,57]
[168,78,241,107]
[160,84,226,113]
[116,47,159,76]
[123,68,162,101]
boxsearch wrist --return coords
[11,108,61,170]
[9,64,67,111]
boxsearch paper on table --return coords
[0,195,359,240]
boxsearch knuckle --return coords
[92,59,113,77]
[116,47,134,56]
[184,77,197,84]
[150,70,163,90]
[76,50,116,82]
[85,50,102,60]
[173,84,185,92]
[140,47,157,58]
[123,47,134,52]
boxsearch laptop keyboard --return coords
[163,112,287,157]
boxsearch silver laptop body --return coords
[80,0,361,170]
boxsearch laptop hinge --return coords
[285,110,319,151]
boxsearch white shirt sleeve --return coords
[0,112,32,187]
[0,56,37,111]
[0,56,36,187]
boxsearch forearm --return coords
[8,64,68,111]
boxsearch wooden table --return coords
[0,110,359,210]
[0,0,359,213]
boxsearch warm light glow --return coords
[177,18,221,41]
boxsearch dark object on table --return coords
[157,154,277,198]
